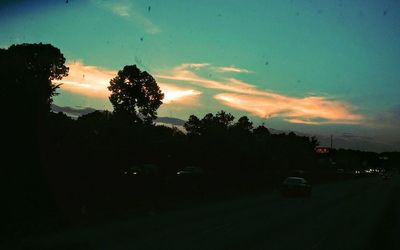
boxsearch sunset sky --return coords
[1,0,400,151]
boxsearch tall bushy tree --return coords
[1,43,68,115]
[108,65,164,124]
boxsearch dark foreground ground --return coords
[4,175,399,250]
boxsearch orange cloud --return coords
[158,83,202,106]
[53,61,114,98]
[157,63,365,125]
[54,61,201,105]
[215,93,364,125]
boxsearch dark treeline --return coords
[1,43,399,241]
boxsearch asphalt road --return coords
[9,175,400,250]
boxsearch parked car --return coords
[280,177,312,197]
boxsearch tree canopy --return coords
[0,43,68,115]
[108,65,164,124]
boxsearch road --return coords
[8,175,400,250]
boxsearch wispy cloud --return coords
[175,63,211,71]
[215,94,364,125]
[91,0,160,34]
[158,83,202,106]
[157,65,256,93]
[112,4,129,17]
[214,93,363,125]
[53,61,115,98]
[157,63,365,125]
[215,66,252,74]
[53,61,201,106]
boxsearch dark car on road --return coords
[280,177,312,197]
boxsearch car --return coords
[176,166,204,176]
[123,166,141,176]
[123,164,159,176]
[280,177,312,197]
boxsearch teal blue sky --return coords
[1,0,400,151]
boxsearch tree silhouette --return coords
[1,43,69,238]
[253,124,270,137]
[193,111,235,136]
[184,115,201,136]
[233,116,253,132]
[200,113,215,133]
[214,110,234,129]
[1,43,68,115]
[108,65,164,124]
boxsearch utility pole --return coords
[330,135,333,149]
